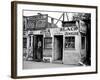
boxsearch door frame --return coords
[53,34,63,61]
[33,34,44,61]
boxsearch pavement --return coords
[23,60,83,69]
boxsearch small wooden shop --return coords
[23,18,87,64]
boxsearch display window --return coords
[65,36,75,49]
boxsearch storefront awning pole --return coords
[55,13,63,25]
[66,13,69,21]
[63,13,65,22]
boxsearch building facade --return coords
[23,14,90,65]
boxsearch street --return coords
[23,60,83,69]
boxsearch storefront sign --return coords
[40,29,51,37]
[61,21,79,32]
[25,14,48,30]
[60,27,79,35]
[29,31,33,34]
[26,17,36,30]
[36,19,47,28]
[65,32,78,35]
[36,14,48,29]
[62,21,76,27]
[60,27,78,31]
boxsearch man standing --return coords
[37,39,42,61]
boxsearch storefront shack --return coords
[23,15,87,65]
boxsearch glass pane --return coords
[65,36,75,49]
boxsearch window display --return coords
[65,36,75,49]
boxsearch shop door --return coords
[54,35,63,61]
[33,35,43,61]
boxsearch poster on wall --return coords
[11,1,97,78]
[44,37,52,49]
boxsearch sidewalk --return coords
[23,60,83,69]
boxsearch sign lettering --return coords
[60,26,78,31]
[65,32,78,35]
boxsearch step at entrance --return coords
[53,60,63,64]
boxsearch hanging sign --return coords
[40,29,51,37]
[24,14,48,30]
[61,21,79,31]
[60,21,79,35]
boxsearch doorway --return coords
[54,35,63,61]
[33,35,43,61]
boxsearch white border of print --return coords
[17,4,96,76]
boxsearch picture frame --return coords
[11,1,98,78]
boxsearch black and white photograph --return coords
[11,1,97,78]
[23,10,91,69]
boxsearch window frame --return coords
[65,36,75,50]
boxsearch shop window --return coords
[23,38,27,48]
[44,37,52,49]
[81,36,85,49]
[65,36,75,49]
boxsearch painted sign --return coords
[61,21,79,35]
[65,32,78,35]
[24,14,48,30]
[61,21,79,31]
[36,14,48,29]
[40,29,51,37]
[25,16,36,30]
[62,21,76,27]
[60,27,78,32]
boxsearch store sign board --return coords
[36,15,48,29]
[25,16,36,30]
[61,21,79,35]
[25,14,48,30]
[40,29,51,37]
[60,25,79,35]
[63,22,76,27]
[65,32,78,35]
[60,26,78,32]
[61,21,79,31]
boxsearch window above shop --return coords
[65,36,75,49]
